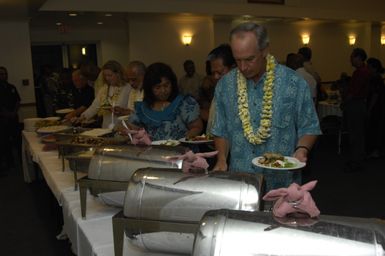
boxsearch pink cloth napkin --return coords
[262,180,320,218]
[167,150,218,173]
[124,128,152,145]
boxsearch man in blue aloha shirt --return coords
[211,22,321,192]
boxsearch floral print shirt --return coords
[130,95,200,141]
[211,64,321,191]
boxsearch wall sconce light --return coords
[348,35,356,46]
[301,34,310,45]
[381,35,385,45]
[182,34,192,46]
[81,47,87,55]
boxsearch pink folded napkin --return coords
[262,180,320,218]
[124,128,152,145]
[166,150,218,173]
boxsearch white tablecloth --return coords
[21,131,169,256]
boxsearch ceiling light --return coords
[105,13,112,17]
[97,22,103,25]
[69,13,77,17]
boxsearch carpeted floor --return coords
[0,133,384,255]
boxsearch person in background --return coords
[80,60,130,129]
[54,68,74,111]
[80,62,103,97]
[64,70,95,120]
[366,57,385,158]
[286,53,317,102]
[298,47,321,84]
[39,65,60,116]
[113,61,146,117]
[342,48,370,173]
[178,59,203,100]
[298,47,322,104]
[126,62,203,141]
[205,44,236,134]
[0,66,20,172]
[198,60,215,129]
[211,23,321,192]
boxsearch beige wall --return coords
[0,21,36,120]
[266,21,373,81]
[128,16,215,79]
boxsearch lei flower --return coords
[237,54,275,144]
[98,85,122,116]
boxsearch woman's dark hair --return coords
[298,47,312,61]
[367,57,384,74]
[351,48,367,62]
[143,62,179,106]
[207,44,236,69]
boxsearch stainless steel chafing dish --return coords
[78,145,188,218]
[112,169,263,256]
[65,148,95,190]
[57,135,127,172]
[192,209,385,256]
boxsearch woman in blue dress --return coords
[127,62,203,141]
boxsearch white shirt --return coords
[296,67,317,99]
[81,83,131,128]
[127,88,144,111]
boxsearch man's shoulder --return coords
[216,69,237,88]
[276,64,309,89]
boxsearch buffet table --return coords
[21,131,169,256]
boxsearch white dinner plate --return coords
[117,115,130,121]
[151,140,180,146]
[56,108,74,114]
[80,128,113,137]
[179,137,213,144]
[37,125,71,134]
[252,156,306,170]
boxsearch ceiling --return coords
[1,0,384,28]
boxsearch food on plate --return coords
[187,134,212,141]
[80,128,112,137]
[258,152,295,168]
[71,136,104,146]
[70,136,127,146]
[35,119,61,128]
[36,125,70,133]
[160,140,180,146]
[100,103,112,110]
[56,108,74,114]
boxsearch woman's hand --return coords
[64,111,77,120]
[113,106,133,116]
[186,118,204,138]
[71,116,86,126]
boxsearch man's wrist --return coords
[295,145,310,154]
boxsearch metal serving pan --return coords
[192,209,385,256]
[111,169,263,256]
[78,144,188,218]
